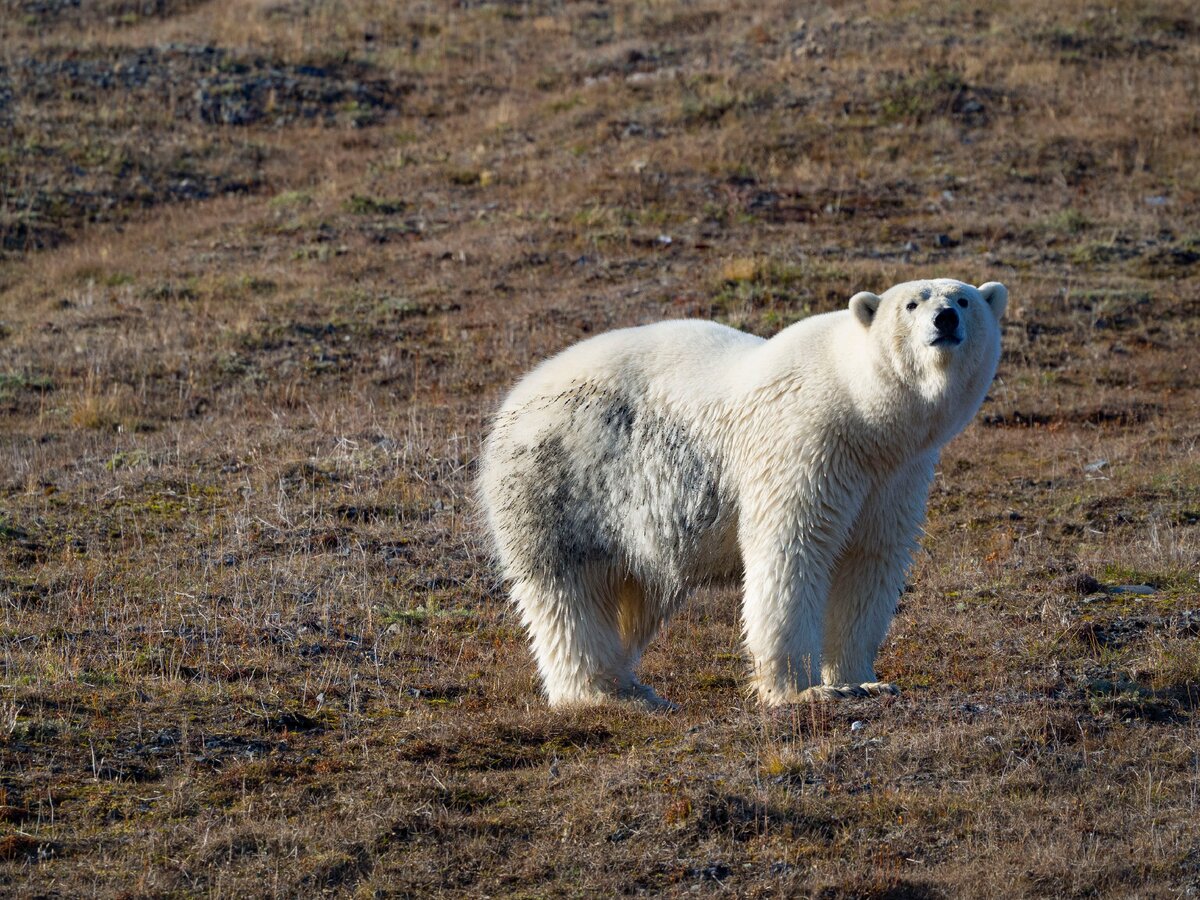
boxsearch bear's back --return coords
[499,319,764,414]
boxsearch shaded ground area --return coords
[0,39,415,252]
[0,0,1198,896]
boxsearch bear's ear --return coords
[978,282,1008,319]
[849,291,881,328]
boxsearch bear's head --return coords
[847,278,1007,422]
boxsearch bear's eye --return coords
[957,298,969,308]
[905,301,918,311]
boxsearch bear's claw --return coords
[792,682,900,702]
[858,681,900,697]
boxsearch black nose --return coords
[933,307,959,334]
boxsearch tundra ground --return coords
[1,1,1198,896]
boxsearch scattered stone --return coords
[696,862,731,882]
[850,720,866,733]
[1054,572,1102,595]
[1082,674,1153,700]
[1111,584,1156,595]
[1171,610,1200,635]
[957,702,989,714]
[606,824,636,843]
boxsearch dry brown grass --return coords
[0,0,1198,896]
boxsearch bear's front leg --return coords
[821,453,936,697]
[739,486,863,706]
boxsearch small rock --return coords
[1171,610,1200,634]
[850,720,866,733]
[697,862,730,882]
[1055,573,1103,595]
[606,824,635,843]
[934,233,957,248]
[1144,195,1168,207]
[1084,458,1109,474]
[903,241,920,253]
[1111,584,1156,595]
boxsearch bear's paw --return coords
[792,682,900,703]
[616,682,680,713]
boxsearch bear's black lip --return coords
[930,335,962,347]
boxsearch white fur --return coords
[479,279,1007,707]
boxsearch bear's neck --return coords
[846,353,983,461]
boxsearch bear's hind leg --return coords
[511,571,632,707]
[615,577,676,711]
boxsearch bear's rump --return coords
[486,385,738,589]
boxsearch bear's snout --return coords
[933,307,959,333]
[932,307,961,344]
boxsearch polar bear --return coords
[479,278,1007,708]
